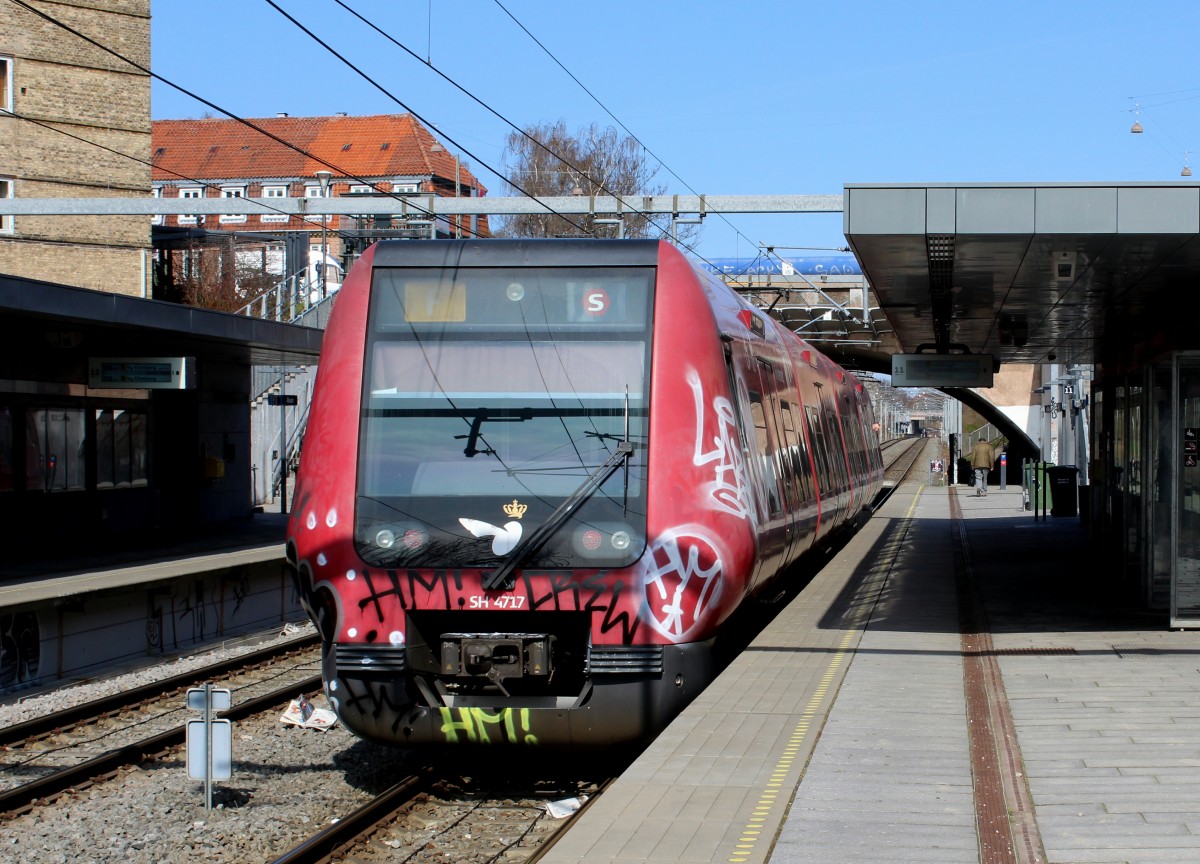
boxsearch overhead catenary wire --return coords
[13,0,761,289]
[6,0,489,239]
[490,0,772,268]
[4,109,364,246]
[1124,92,1198,175]
[260,0,594,237]
[330,0,668,241]
[310,0,746,282]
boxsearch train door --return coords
[724,340,790,579]
[774,366,817,558]
[831,394,855,514]
[721,341,769,531]
[746,362,788,524]
[765,361,801,564]
[804,402,841,537]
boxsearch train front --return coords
[289,239,750,748]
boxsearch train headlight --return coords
[402,528,428,550]
[506,282,525,301]
[375,528,396,549]
[571,523,640,561]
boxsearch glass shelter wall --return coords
[1092,355,1200,627]
[1173,357,1200,625]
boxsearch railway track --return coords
[0,634,321,815]
[268,765,615,864]
[883,436,932,482]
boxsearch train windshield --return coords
[356,265,654,570]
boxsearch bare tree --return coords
[498,121,697,242]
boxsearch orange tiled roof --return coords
[151,113,485,193]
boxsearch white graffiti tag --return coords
[640,528,723,641]
[688,369,751,519]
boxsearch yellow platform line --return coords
[724,485,923,863]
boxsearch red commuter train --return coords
[286,239,883,747]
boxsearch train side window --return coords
[825,406,849,491]
[805,404,830,492]
[778,400,811,500]
[748,393,781,515]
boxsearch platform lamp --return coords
[315,170,333,298]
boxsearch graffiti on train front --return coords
[438,706,539,745]
[0,611,41,689]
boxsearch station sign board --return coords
[89,356,195,389]
[891,353,996,388]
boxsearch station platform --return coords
[0,510,288,607]
[543,470,1200,864]
[0,507,295,693]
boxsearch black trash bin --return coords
[1046,465,1079,517]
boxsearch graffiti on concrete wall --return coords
[145,569,256,653]
[0,611,41,689]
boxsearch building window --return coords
[178,187,202,225]
[349,184,373,195]
[30,408,85,492]
[306,184,334,223]
[260,184,288,223]
[95,409,148,489]
[0,176,12,234]
[0,57,11,113]
[151,186,162,226]
[390,183,420,221]
[219,186,247,224]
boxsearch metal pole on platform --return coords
[279,369,288,515]
[315,170,332,299]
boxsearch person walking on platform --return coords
[970,438,995,496]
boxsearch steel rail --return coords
[0,673,322,816]
[0,633,318,747]
[266,772,432,864]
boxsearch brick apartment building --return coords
[0,0,152,296]
[150,113,489,297]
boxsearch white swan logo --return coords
[458,518,524,555]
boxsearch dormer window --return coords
[260,185,289,223]
[177,187,202,225]
[219,186,247,223]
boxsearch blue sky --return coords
[149,0,1200,260]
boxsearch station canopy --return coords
[843,182,1200,370]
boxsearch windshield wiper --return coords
[482,439,634,590]
[482,388,635,591]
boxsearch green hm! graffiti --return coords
[438,706,539,745]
